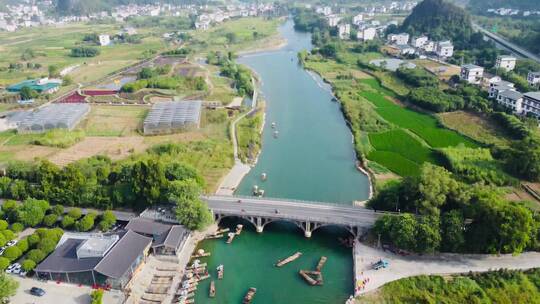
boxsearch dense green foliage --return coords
[491,112,531,140]
[505,136,540,181]
[70,46,100,58]
[121,76,207,93]
[395,67,438,88]
[170,179,212,231]
[91,289,104,304]
[370,163,538,254]
[98,210,116,231]
[360,269,540,304]
[292,8,327,33]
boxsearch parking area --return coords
[11,276,124,304]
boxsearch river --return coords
[194,20,370,303]
[235,20,370,204]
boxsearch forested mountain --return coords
[468,0,539,13]
[399,0,473,48]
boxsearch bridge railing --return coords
[204,195,402,216]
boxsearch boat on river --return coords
[217,264,224,279]
[209,280,216,298]
[242,287,257,303]
[226,232,236,244]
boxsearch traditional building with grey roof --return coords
[35,230,151,289]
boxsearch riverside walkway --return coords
[204,195,388,237]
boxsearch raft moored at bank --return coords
[275,252,302,267]
[243,287,257,304]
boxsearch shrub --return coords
[3,246,22,262]
[76,213,96,232]
[98,211,116,231]
[0,257,9,270]
[43,214,58,227]
[67,208,82,220]
[20,259,36,272]
[70,46,100,57]
[0,235,5,247]
[27,234,40,248]
[51,205,64,216]
[10,223,24,233]
[61,216,75,229]
[26,249,45,263]
[91,289,104,304]
[16,238,28,253]
[0,220,8,231]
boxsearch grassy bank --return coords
[358,269,540,304]
[237,103,264,164]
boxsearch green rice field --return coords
[359,78,477,176]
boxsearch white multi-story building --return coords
[527,72,540,88]
[98,34,110,46]
[496,90,523,113]
[352,14,363,25]
[489,82,516,99]
[327,15,340,27]
[435,40,454,58]
[460,64,484,84]
[338,24,351,40]
[387,33,409,45]
[357,27,377,41]
[422,41,435,52]
[411,36,428,48]
[495,55,517,72]
[522,92,540,119]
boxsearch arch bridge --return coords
[204,195,390,238]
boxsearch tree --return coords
[19,86,38,100]
[138,67,156,79]
[441,210,465,252]
[10,223,23,233]
[0,258,9,271]
[171,180,212,231]
[0,235,5,248]
[26,249,45,263]
[225,32,237,44]
[0,220,7,231]
[415,215,441,253]
[17,198,49,227]
[416,164,459,215]
[0,273,18,302]
[61,216,75,229]
[27,234,40,248]
[48,65,60,78]
[75,213,96,232]
[20,259,36,272]
[43,214,58,227]
[3,246,22,262]
[1,230,14,242]
[38,238,56,254]
[98,211,116,231]
[51,205,64,216]
[506,136,540,181]
[16,238,28,253]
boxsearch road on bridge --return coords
[204,195,385,227]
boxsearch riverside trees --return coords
[371,164,539,254]
[0,143,214,231]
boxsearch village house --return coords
[352,14,363,25]
[495,55,517,72]
[527,72,540,88]
[460,64,484,84]
[387,33,409,45]
[435,40,454,58]
[496,90,523,114]
[523,92,540,120]
[489,81,516,99]
[338,24,351,39]
[357,27,377,41]
[98,34,111,46]
[411,36,429,48]
[327,15,341,27]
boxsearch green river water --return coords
[194,19,370,304]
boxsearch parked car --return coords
[6,240,17,247]
[30,287,46,297]
[0,249,4,255]
[19,270,27,277]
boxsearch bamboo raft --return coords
[217,228,230,234]
[316,256,327,272]
[275,252,302,267]
[209,280,216,298]
[299,270,323,286]
[226,232,236,244]
[235,224,244,235]
[141,294,165,302]
[217,265,224,279]
[191,252,211,258]
[205,233,224,239]
[242,287,257,304]
[146,285,170,294]
[186,263,207,270]
[196,274,210,282]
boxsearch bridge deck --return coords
[204,195,386,227]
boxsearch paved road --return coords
[473,23,540,63]
[204,195,385,227]
[354,242,540,295]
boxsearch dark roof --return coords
[35,238,101,273]
[94,230,152,279]
[125,217,172,236]
[153,225,189,249]
[524,92,540,101]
